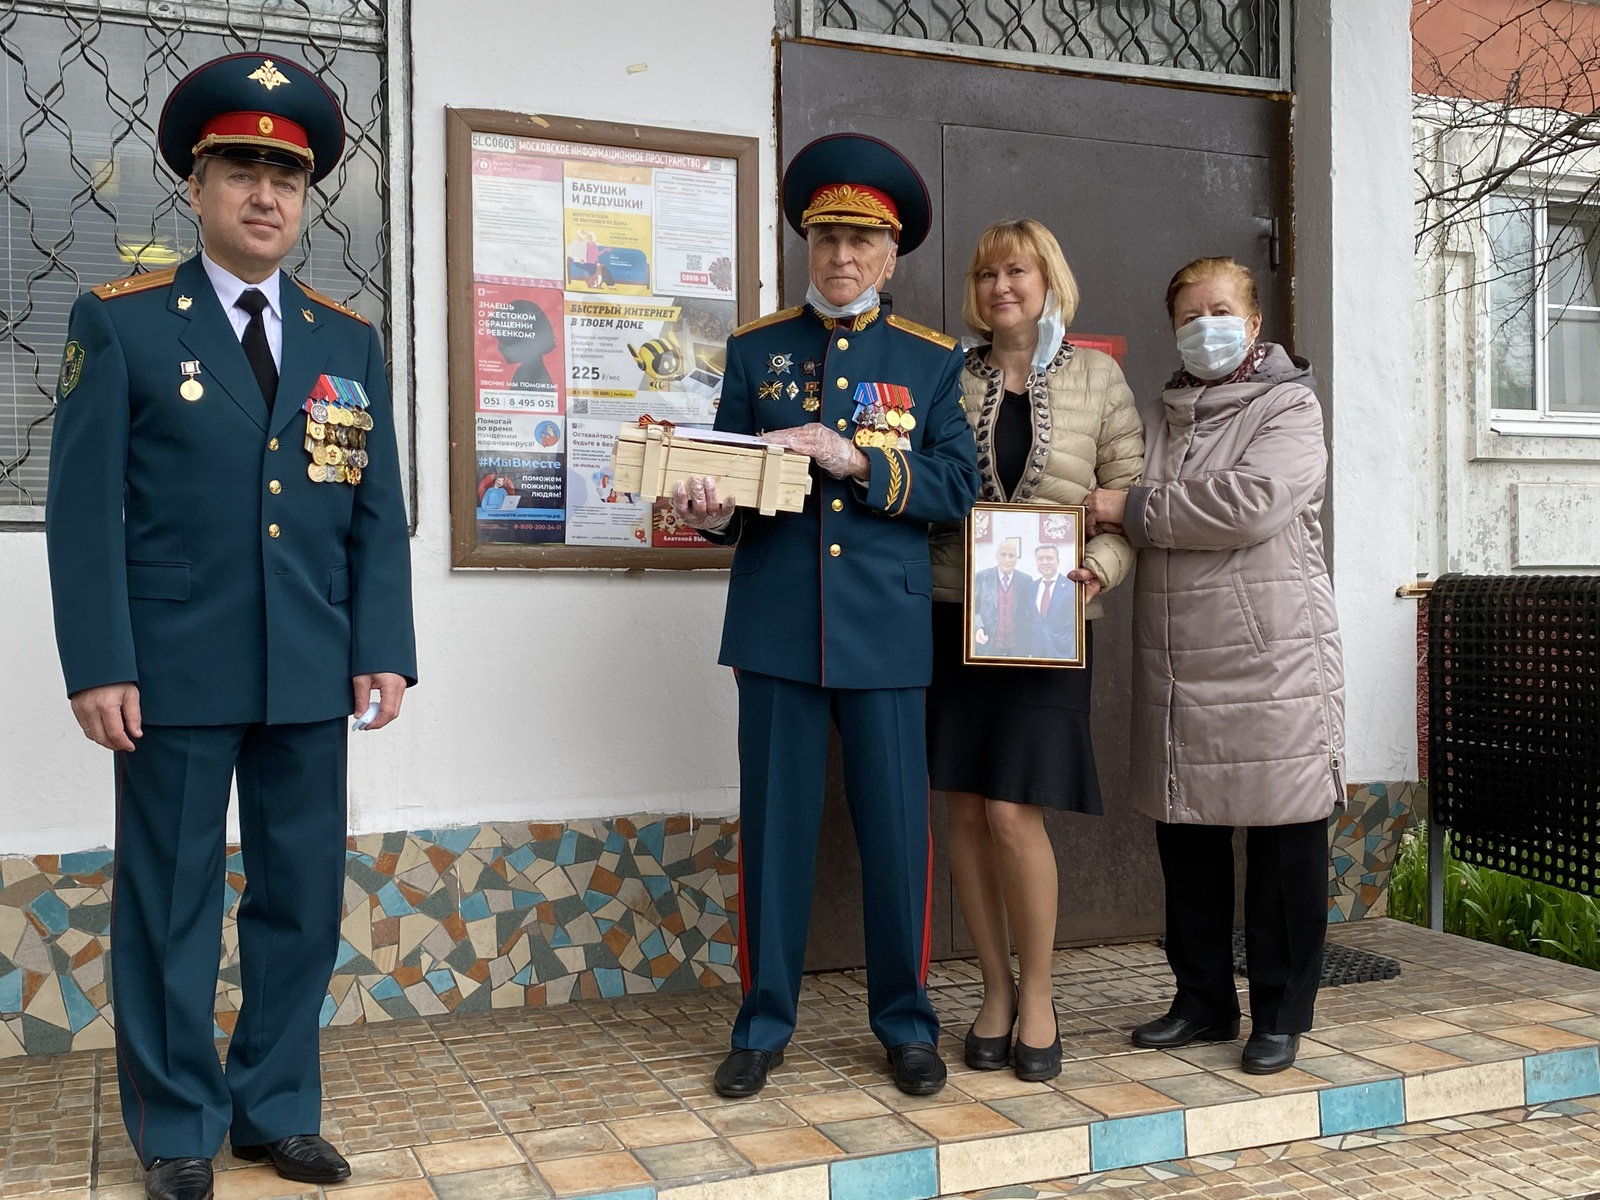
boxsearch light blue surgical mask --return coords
[1176,315,1252,380]
[1031,290,1066,377]
[806,280,880,319]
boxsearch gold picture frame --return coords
[963,502,1088,669]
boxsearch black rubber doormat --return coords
[1231,929,1402,987]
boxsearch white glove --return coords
[762,424,868,481]
[669,475,736,531]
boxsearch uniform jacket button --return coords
[268,523,281,538]
[836,377,848,389]
[829,543,841,557]
[836,418,848,431]
[831,498,843,512]
[269,480,282,494]
[836,337,849,350]
[267,437,279,451]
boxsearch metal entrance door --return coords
[785,41,1293,969]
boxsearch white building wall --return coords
[0,1,1426,856]
[1414,115,1600,578]
[0,0,779,855]
[1296,0,1420,784]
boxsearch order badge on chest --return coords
[303,374,373,485]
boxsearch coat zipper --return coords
[1296,520,1342,795]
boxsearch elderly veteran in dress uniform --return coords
[670,134,980,1099]
[44,54,416,1200]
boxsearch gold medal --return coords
[355,411,373,431]
[306,420,327,441]
[853,428,871,447]
[308,462,330,482]
[334,465,350,483]
[311,445,330,466]
[179,379,204,402]
[900,413,916,431]
[885,409,902,429]
[346,465,362,486]
[324,444,345,466]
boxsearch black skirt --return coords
[926,600,1103,813]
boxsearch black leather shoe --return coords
[1130,1014,1241,1049]
[714,1047,784,1098]
[1241,1030,1301,1075]
[1013,1031,1062,1082]
[964,1022,1013,1071]
[888,1041,948,1096]
[145,1157,213,1200]
[232,1135,351,1183]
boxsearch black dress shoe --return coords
[145,1157,213,1200]
[1130,1014,1241,1049]
[888,1041,948,1096]
[1241,1030,1301,1075]
[232,1134,351,1183]
[714,1047,784,1098]
[1012,1031,1062,1082]
[964,1023,1012,1071]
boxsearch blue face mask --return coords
[1176,315,1252,380]
[1030,290,1066,377]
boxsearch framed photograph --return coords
[964,502,1087,668]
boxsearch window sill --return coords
[0,506,45,527]
[1489,416,1600,439]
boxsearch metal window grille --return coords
[0,0,391,515]
[798,0,1289,91]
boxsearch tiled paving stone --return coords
[6,923,1600,1198]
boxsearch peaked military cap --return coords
[159,52,345,185]
[781,133,933,255]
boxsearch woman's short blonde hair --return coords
[1164,256,1260,322]
[962,219,1080,337]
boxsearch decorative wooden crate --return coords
[611,424,813,516]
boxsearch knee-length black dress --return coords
[925,387,1103,813]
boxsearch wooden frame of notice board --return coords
[446,108,760,568]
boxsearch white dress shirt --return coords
[201,252,284,370]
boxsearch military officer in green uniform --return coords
[672,134,980,1098]
[45,54,415,1200]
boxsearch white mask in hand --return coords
[1176,315,1252,380]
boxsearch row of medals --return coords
[305,400,372,485]
[852,404,915,451]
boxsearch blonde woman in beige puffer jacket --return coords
[1086,256,1344,1080]
[926,220,1143,1084]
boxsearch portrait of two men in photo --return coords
[972,534,1078,661]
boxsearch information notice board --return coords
[446,109,759,568]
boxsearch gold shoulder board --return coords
[733,306,803,338]
[887,314,958,350]
[91,267,178,301]
[298,283,371,325]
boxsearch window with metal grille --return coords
[797,0,1289,90]
[0,0,392,518]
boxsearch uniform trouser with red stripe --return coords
[111,720,347,1165]
[732,671,939,1053]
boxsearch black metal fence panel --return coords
[1428,574,1600,895]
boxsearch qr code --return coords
[685,253,702,271]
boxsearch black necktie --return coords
[236,288,278,409]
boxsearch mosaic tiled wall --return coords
[0,816,740,1060]
[1,785,1420,1059]
[1328,782,1420,922]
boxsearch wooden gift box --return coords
[611,424,813,516]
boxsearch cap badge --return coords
[248,59,290,91]
[258,116,275,135]
[177,295,192,311]
[302,308,315,323]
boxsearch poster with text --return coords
[563,163,653,296]
[471,150,563,286]
[474,284,565,414]
[462,130,741,553]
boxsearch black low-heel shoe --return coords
[964,1014,1016,1071]
[1013,1030,1062,1082]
